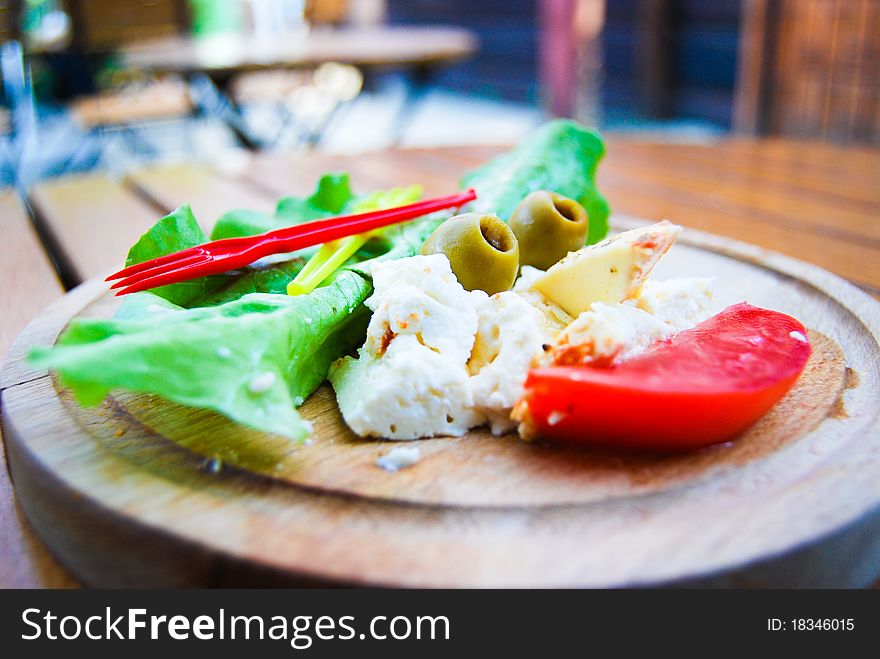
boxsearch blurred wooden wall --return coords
[735,0,880,144]
[65,0,190,51]
[603,0,741,126]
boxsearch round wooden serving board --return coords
[2,217,880,588]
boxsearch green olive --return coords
[509,191,589,269]
[421,213,519,294]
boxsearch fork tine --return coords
[114,258,218,296]
[105,246,205,281]
[109,253,210,290]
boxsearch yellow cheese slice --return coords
[531,220,681,316]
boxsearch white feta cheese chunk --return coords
[634,277,714,333]
[468,292,547,434]
[331,336,482,439]
[545,277,714,366]
[364,254,482,364]
[329,254,485,440]
[376,446,421,472]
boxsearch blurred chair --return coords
[1,38,101,189]
[230,62,363,149]
[230,0,364,149]
[69,76,193,156]
[59,1,195,158]
[1,39,36,185]
[0,1,22,137]
[1,39,35,140]
[540,0,605,123]
[735,0,880,144]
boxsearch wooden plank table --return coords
[0,190,76,587]
[3,137,879,587]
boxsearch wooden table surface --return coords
[2,137,879,587]
[121,26,478,79]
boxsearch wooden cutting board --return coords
[2,218,880,588]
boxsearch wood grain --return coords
[125,161,276,230]
[0,189,77,588]
[0,191,62,362]
[735,0,880,144]
[29,174,163,283]
[2,220,878,587]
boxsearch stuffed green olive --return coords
[421,213,519,294]
[509,191,588,269]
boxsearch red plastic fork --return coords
[106,188,477,296]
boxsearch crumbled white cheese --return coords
[634,278,715,332]
[247,371,277,394]
[330,254,485,439]
[330,255,546,440]
[551,303,669,365]
[468,292,547,434]
[216,346,232,359]
[544,277,714,366]
[331,339,482,439]
[365,253,483,364]
[376,446,421,472]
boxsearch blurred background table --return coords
[118,25,478,149]
[120,26,477,83]
[2,136,879,586]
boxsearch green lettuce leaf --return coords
[211,173,354,240]
[461,119,611,244]
[276,172,352,219]
[191,257,311,307]
[30,271,372,442]
[123,205,227,306]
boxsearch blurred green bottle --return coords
[189,0,244,37]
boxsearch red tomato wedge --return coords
[516,303,812,451]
